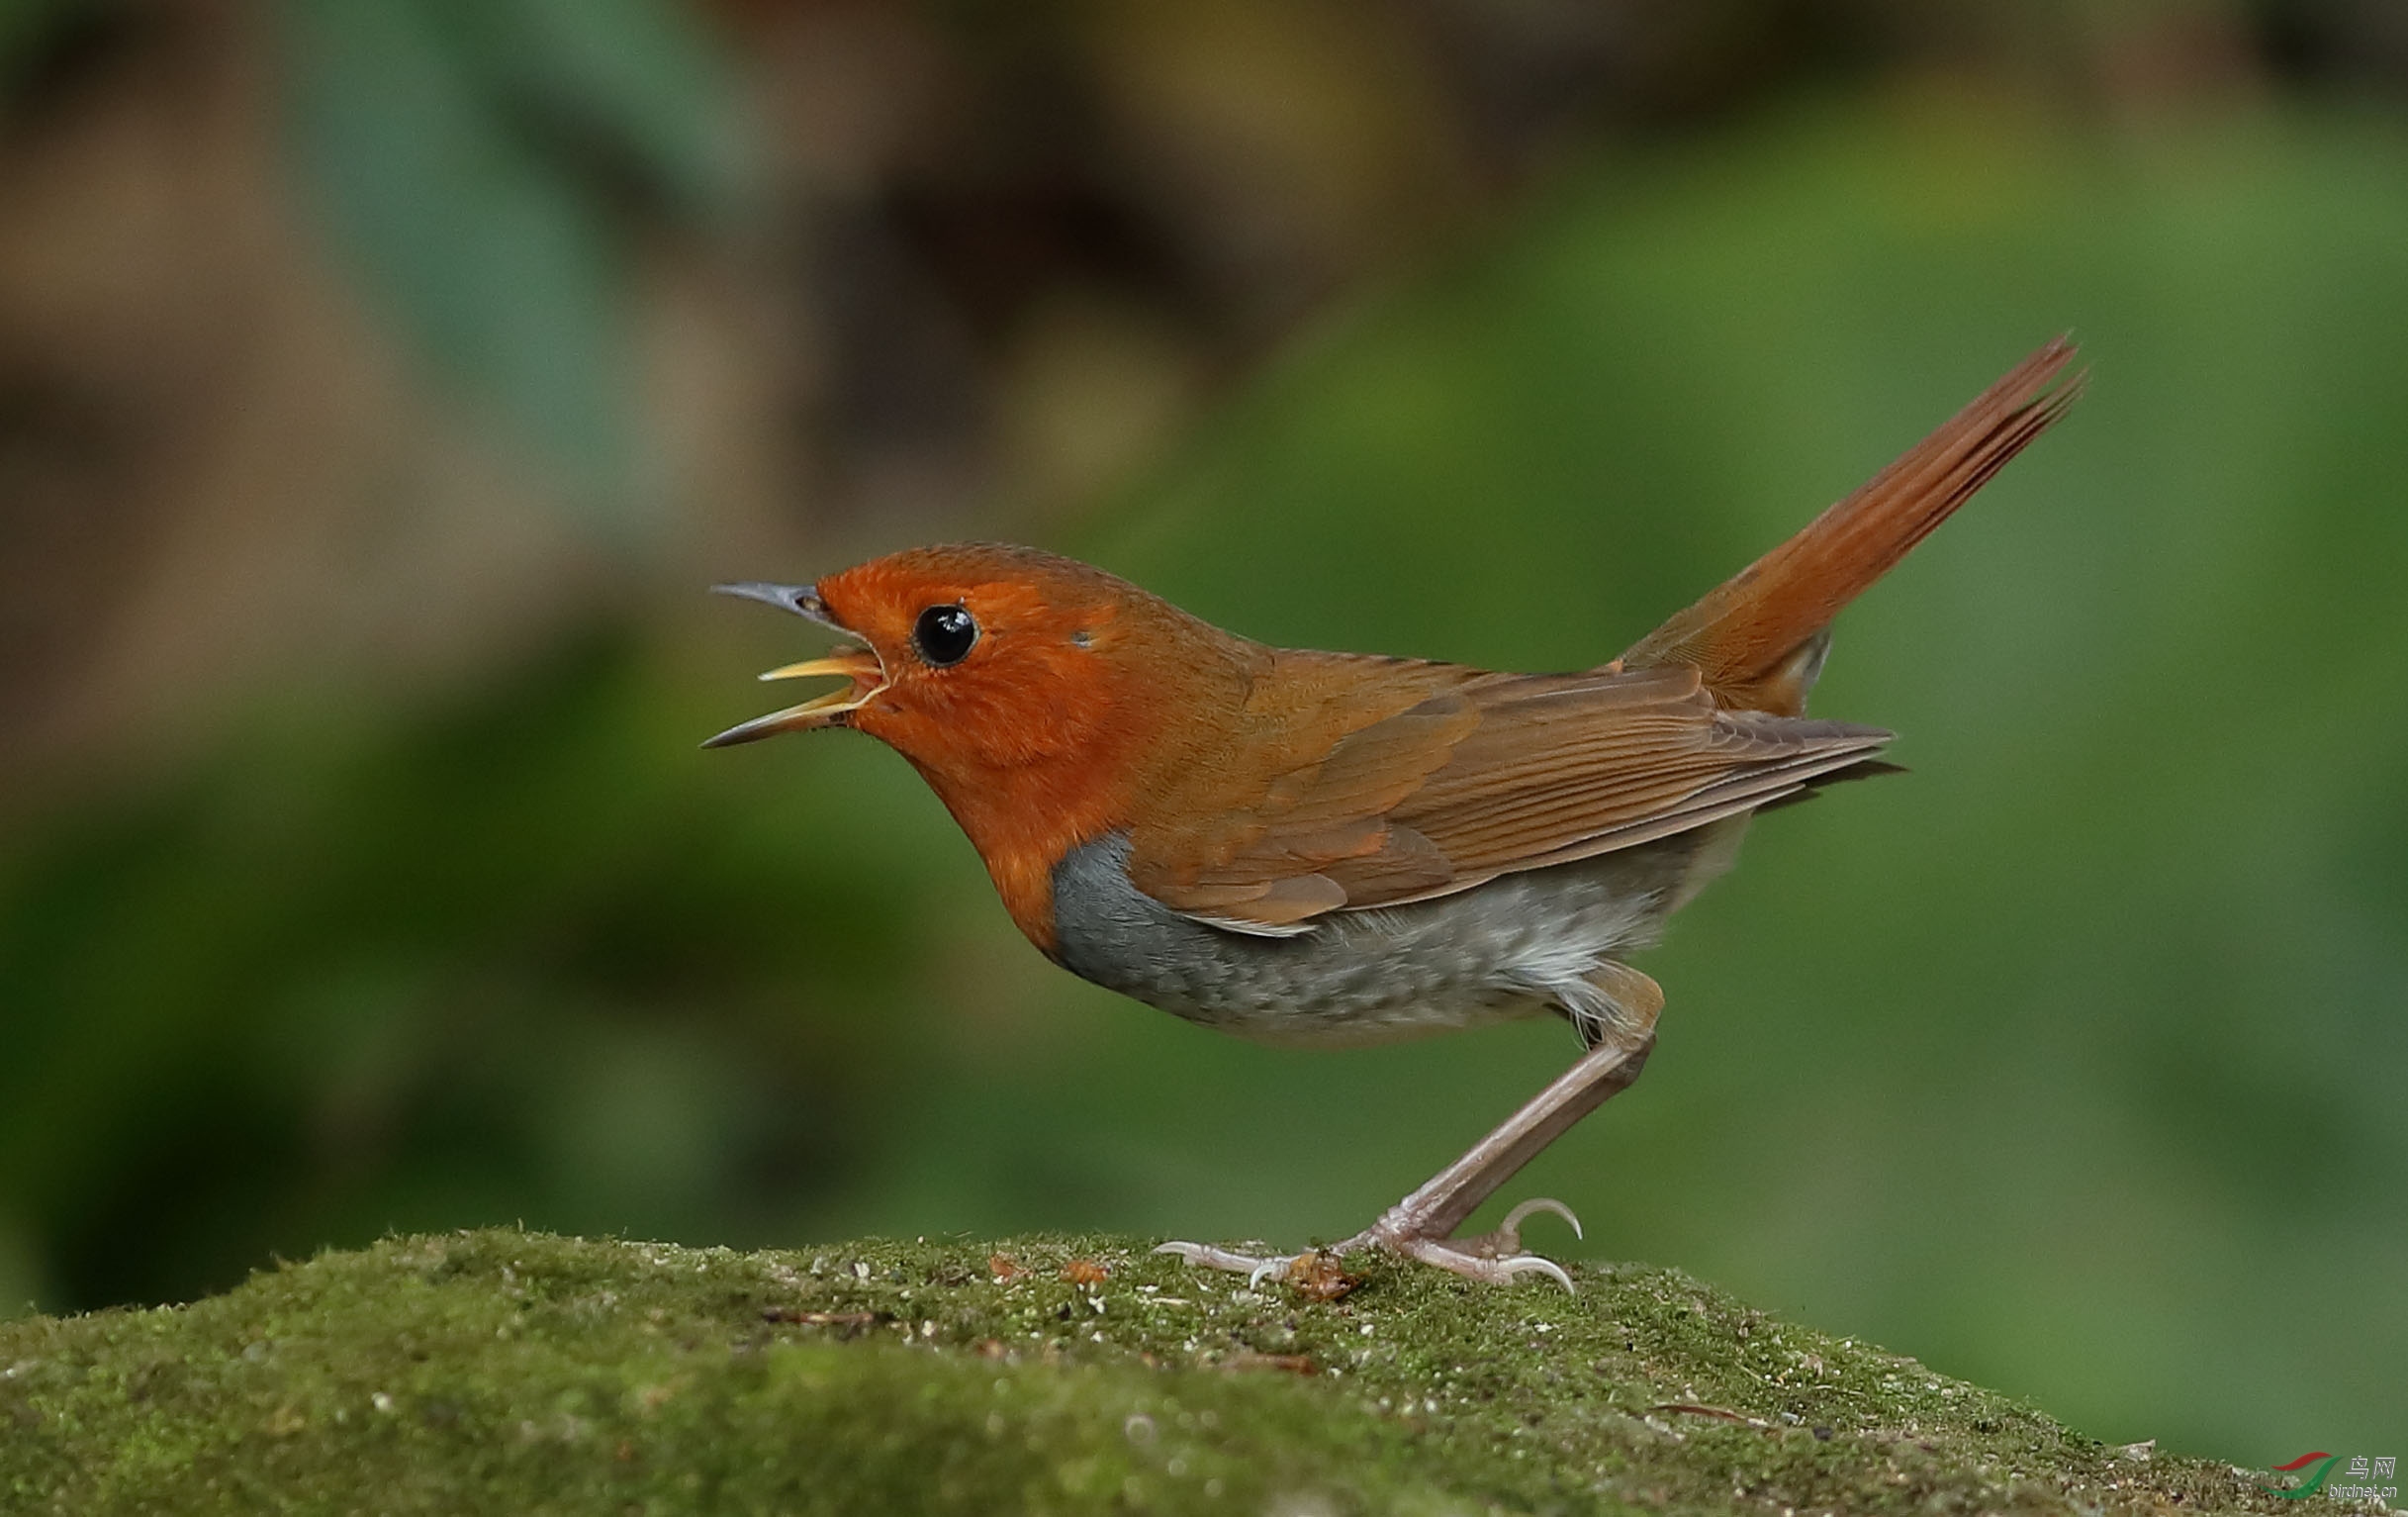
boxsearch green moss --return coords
[0,1230,2308,1514]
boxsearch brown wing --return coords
[1123,652,1890,934]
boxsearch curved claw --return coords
[1164,1225,1581,1293]
[1500,1196,1584,1242]
[1497,1254,1577,1293]
[1389,1234,1578,1291]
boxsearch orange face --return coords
[707,543,1261,945]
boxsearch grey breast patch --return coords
[1049,829,1733,1048]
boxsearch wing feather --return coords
[1124,652,1890,931]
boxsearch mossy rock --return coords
[0,1229,2318,1514]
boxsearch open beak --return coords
[702,582,889,748]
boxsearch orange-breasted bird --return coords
[708,337,2083,1288]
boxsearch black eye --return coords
[912,604,978,667]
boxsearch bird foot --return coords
[1156,1195,1585,1293]
[1353,1194,1584,1290]
[1151,1240,1310,1289]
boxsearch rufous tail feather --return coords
[1621,335,2084,715]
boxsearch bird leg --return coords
[1160,964,1662,1292]
[1339,1030,1654,1285]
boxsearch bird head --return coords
[705,542,1215,755]
[705,543,1262,939]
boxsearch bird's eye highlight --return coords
[912,604,978,667]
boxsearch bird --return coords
[706,336,2083,1289]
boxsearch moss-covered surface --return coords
[0,1229,2346,1515]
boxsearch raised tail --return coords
[1621,335,2084,715]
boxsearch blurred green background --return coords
[2,0,2402,1469]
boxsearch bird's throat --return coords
[903,751,1133,952]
